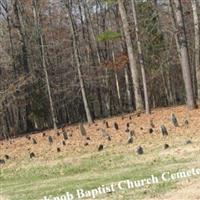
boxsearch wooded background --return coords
[0,0,199,138]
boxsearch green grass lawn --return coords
[1,142,199,200]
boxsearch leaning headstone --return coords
[114,122,119,130]
[30,152,35,159]
[48,136,53,144]
[4,155,9,160]
[105,121,109,128]
[57,147,61,152]
[160,125,168,136]
[0,159,5,165]
[32,138,37,144]
[62,141,66,146]
[171,113,179,127]
[98,144,104,151]
[80,123,87,136]
[136,146,144,155]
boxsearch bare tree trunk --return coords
[131,0,150,114]
[191,0,200,99]
[124,66,132,111]
[65,1,93,123]
[111,49,122,109]
[173,0,196,109]
[32,0,57,129]
[118,0,143,111]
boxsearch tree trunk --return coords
[173,0,196,109]
[124,66,132,111]
[112,49,122,109]
[66,1,93,123]
[118,0,143,111]
[32,0,57,129]
[191,0,200,99]
[131,0,150,114]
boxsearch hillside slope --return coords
[0,106,200,200]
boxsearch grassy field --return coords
[0,106,200,200]
[1,142,200,200]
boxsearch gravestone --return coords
[86,137,91,140]
[48,136,53,144]
[149,128,154,134]
[150,119,155,128]
[105,121,109,128]
[130,130,135,137]
[184,120,189,128]
[32,138,37,144]
[56,131,60,136]
[126,123,130,128]
[185,140,192,145]
[0,159,5,164]
[63,131,68,140]
[160,125,168,136]
[30,152,35,159]
[136,146,144,155]
[80,123,87,136]
[164,144,169,149]
[98,144,104,151]
[26,135,31,140]
[114,122,119,130]
[171,113,179,127]
[127,136,133,144]
[84,142,89,146]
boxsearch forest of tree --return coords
[0,0,199,138]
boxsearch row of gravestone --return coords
[0,113,190,164]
